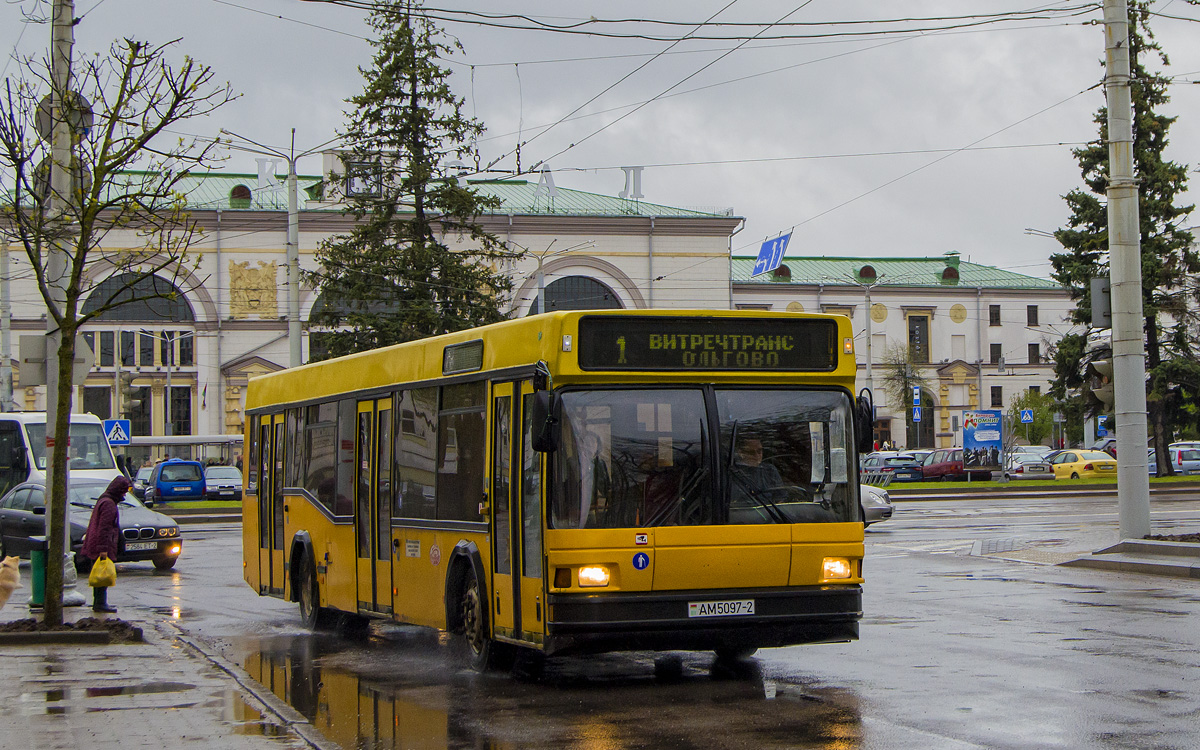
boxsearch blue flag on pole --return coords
[752,233,792,276]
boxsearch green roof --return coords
[465,179,731,218]
[170,173,731,218]
[731,255,1060,290]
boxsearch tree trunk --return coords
[43,328,76,626]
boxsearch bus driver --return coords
[730,437,784,502]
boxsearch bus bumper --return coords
[544,585,861,657]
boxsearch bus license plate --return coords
[688,599,755,618]
[126,542,157,551]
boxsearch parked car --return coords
[1091,438,1117,458]
[0,479,182,570]
[144,459,206,506]
[1004,454,1055,480]
[861,484,894,527]
[1049,450,1117,479]
[921,448,991,482]
[1148,446,1200,476]
[860,452,925,483]
[131,466,154,500]
[907,449,934,466]
[1011,445,1054,459]
[204,465,243,501]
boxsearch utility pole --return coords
[1,238,12,411]
[220,129,340,368]
[44,0,75,624]
[1103,0,1151,538]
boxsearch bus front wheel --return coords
[714,645,758,662]
[458,569,513,671]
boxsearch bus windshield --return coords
[550,388,859,529]
[26,422,116,471]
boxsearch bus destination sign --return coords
[577,316,838,371]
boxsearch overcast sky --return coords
[4,1,1200,280]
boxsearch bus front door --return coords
[516,384,545,645]
[490,381,545,646]
[355,399,394,614]
[490,383,516,641]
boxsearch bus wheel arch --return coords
[290,531,333,630]
[445,541,508,671]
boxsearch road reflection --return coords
[237,624,865,750]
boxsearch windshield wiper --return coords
[729,472,789,524]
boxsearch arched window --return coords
[230,184,252,209]
[82,273,194,322]
[527,276,622,315]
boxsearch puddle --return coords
[229,695,290,736]
[234,636,865,749]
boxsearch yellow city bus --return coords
[242,310,873,669]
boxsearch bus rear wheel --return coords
[298,555,329,630]
[458,569,513,671]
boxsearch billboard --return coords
[963,410,1003,471]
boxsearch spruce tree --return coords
[307,2,515,359]
[1049,1,1197,471]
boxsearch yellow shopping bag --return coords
[88,553,116,588]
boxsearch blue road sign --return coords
[103,419,132,446]
[1020,409,1034,424]
[912,406,922,422]
[912,386,921,406]
[751,232,791,276]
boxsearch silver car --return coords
[1004,454,1055,480]
[861,484,894,527]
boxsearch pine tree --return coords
[1049,1,1197,471]
[307,2,515,359]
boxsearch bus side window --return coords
[0,422,27,499]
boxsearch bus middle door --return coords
[355,398,394,614]
[257,414,287,596]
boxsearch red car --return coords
[921,448,992,481]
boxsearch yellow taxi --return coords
[1048,450,1118,479]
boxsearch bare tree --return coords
[0,37,235,625]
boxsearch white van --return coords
[0,413,123,499]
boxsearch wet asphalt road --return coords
[112,490,1200,750]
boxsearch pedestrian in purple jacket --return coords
[81,475,130,613]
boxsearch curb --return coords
[169,623,341,750]
[0,629,112,645]
[1060,539,1200,579]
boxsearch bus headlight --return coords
[822,557,852,580]
[578,566,610,587]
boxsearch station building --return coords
[4,161,1076,453]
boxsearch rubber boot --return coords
[92,586,117,614]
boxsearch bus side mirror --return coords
[7,446,25,471]
[856,389,875,455]
[530,391,560,453]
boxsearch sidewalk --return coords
[0,608,336,750]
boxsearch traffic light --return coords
[118,372,141,417]
[1085,359,1115,412]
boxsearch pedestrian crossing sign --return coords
[103,419,132,446]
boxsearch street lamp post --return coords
[220,129,339,367]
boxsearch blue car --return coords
[860,452,925,483]
[144,459,206,505]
